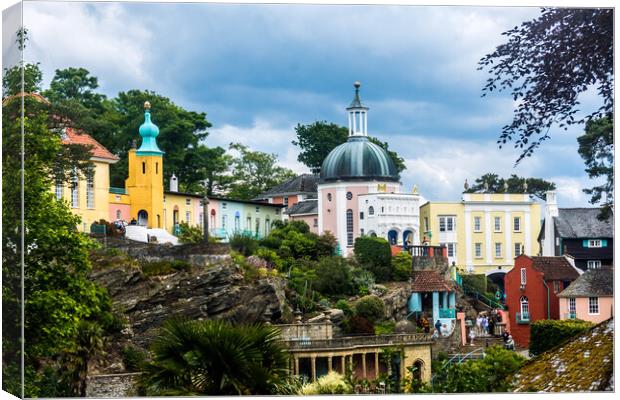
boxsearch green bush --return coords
[351,267,376,295]
[229,232,259,256]
[141,259,191,277]
[347,315,375,335]
[177,221,203,244]
[255,247,284,270]
[461,274,487,293]
[313,256,353,296]
[335,299,353,317]
[353,237,392,282]
[374,321,395,335]
[122,345,148,372]
[392,251,412,281]
[299,371,353,394]
[355,295,385,323]
[529,319,594,356]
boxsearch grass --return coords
[140,259,192,277]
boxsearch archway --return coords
[403,229,414,246]
[137,210,148,226]
[486,269,507,298]
[368,230,377,237]
[388,229,399,245]
[411,359,424,383]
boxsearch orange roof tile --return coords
[62,127,119,162]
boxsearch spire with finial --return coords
[464,179,469,191]
[346,81,369,136]
[136,100,164,155]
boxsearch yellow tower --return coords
[125,101,164,228]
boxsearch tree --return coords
[577,116,613,220]
[292,121,348,173]
[354,295,385,323]
[292,121,407,174]
[312,256,353,296]
[465,173,556,200]
[353,236,393,282]
[43,67,106,110]
[2,87,117,397]
[2,62,43,96]
[227,143,296,200]
[392,251,412,281]
[479,8,613,164]
[141,318,295,395]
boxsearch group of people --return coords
[417,314,447,337]
[502,330,515,350]
[468,309,514,350]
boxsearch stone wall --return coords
[85,373,141,397]
[277,322,333,340]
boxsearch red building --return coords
[504,255,581,347]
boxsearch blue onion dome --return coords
[136,101,164,155]
[320,135,399,182]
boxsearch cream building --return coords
[420,193,542,280]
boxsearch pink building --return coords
[558,267,613,323]
[286,199,319,234]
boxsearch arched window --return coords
[520,296,529,318]
[116,209,122,220]
[412,360,424,383]
[346,191,353,200]
[369,206,375,215]
[346,209,354,246]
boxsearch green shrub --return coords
[374,321,395,335]
[335,299,353,317]
[351,267,376,295]
[353,237,392,282]
[461,274,487,293]
[141,259,191,277]
[392,251,412,281]
[313,256,353,296]
[122,345,147,372]
[229,232,259,256]
[177,221,203,244]
[255,247,284,270]
[355,295,385,323]
[529,319,594,356]
[299,371,353,394]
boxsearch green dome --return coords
[320,136,399,182]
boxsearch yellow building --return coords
[420,193,541,278]
[54,127,120,232]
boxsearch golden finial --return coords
[412,184,419,195]
[144,101,151,110]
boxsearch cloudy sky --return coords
[3,1,608,206]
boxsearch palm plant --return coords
[141,318,297,395]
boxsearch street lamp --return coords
[202,181,210,243]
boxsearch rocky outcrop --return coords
[90,259,288,349]
[380,283,411,322]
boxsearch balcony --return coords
[282,333,433,351]
[515,312,530,324]
[439,308,456,319]
[109,187,127,195]
[407,245,447,258]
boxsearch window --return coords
[284,197,289,207]
[588,297,599,314]
[313,218,318,227]
[514,243,522,257]
[587,260,602,269]
[222,203,227,210]
[86,172,94,209]
[255,218,260,235]
[495,242,502,258]
[424,217,429,231]
[327,193,332,202]
[520,296,529,318]
[116,209,122,220]
[494,216,501,232]
[235,215,240,231]
[186,211,191,223]
[359,211,364,220]
[520,268,527,285]
[475,243,482,258]
[71,172,79,208]
[210,214,216,228]
[474,216,481,232]
[569,298,576,316]
[513,217,521,232]
[447,243,456,258]
[199,212,203,227]
[346,209,354,246]
[246,217,251,230]
[265,219,270,235]
[142,162,146,174]
[346,191,353,200]
[55,178,63,200]
[155,162,158,174]
[369,206,375,215]
[439,216,456,232]
[186,198,191,206]
[222,215,227,230]
[256,206,260,213]
[360,228,365,236]
[588,239,602,248]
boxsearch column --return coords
[341,355,346,374]
[432,292,440,323]
[311,356,317,382]
[349,354,353,375]
[375,352,379,378]
[328,355,333,372]
[362,352,367,379]
[294,356,299,376]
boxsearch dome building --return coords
[318,82,421,255]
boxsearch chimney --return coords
[542,190,558,256]
[170,174,178,192]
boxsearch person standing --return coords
[435,319,442,336]
[476,314,483,335]
[469,328,476,346]
[482,315,489,335]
